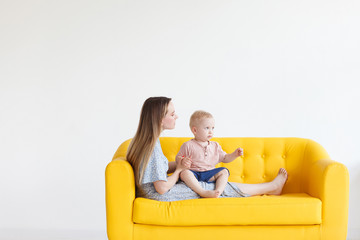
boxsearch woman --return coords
[126,97,287,201]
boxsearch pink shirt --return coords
[176,139,227,172]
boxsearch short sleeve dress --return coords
[137,139,249,201]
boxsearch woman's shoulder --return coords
[152,138,163,153]
[150,139,168,165]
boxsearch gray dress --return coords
[137,139,249,201]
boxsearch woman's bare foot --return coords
[268,168,288,195]
[199,190,221,198]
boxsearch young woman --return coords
[126,97,287,201]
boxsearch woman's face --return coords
[162,101,178,130]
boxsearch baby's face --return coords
[194,117,215,142]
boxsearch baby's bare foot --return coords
[269,168,288,195]
[200,190,219,198]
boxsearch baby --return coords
[176,110,243,198]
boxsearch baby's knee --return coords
[217,169,229,178]
[180,169,191,179]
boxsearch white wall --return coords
[1,0,359,239]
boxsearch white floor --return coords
[0,229,107,240]
[349,228,360,240]
[0,228,358,240]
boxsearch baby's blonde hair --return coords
[189,110,213,129]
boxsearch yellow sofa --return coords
[105,137,349,240]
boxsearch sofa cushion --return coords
[133,193,321,226]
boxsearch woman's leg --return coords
[180,170,219,198]
[233,168,288,196]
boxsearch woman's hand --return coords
[182,156,192,169]
[176,155,192,170]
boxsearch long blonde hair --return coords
[126,97,172,188]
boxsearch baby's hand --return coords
[177,155,192,169]
[182,156,192,169]
[234,147,244,157]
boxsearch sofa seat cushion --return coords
[133,193,322,226]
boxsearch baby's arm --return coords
[222,147,243,163]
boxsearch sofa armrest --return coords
[303,144,349,240]
[105,158,135,240]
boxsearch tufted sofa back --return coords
[113,137,330,194]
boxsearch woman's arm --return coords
[153,168,183,195]
[167,161,177,174]
[155,157,191,195]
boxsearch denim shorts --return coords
[190,167,229,183]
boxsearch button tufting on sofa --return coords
[106,137,349,240]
